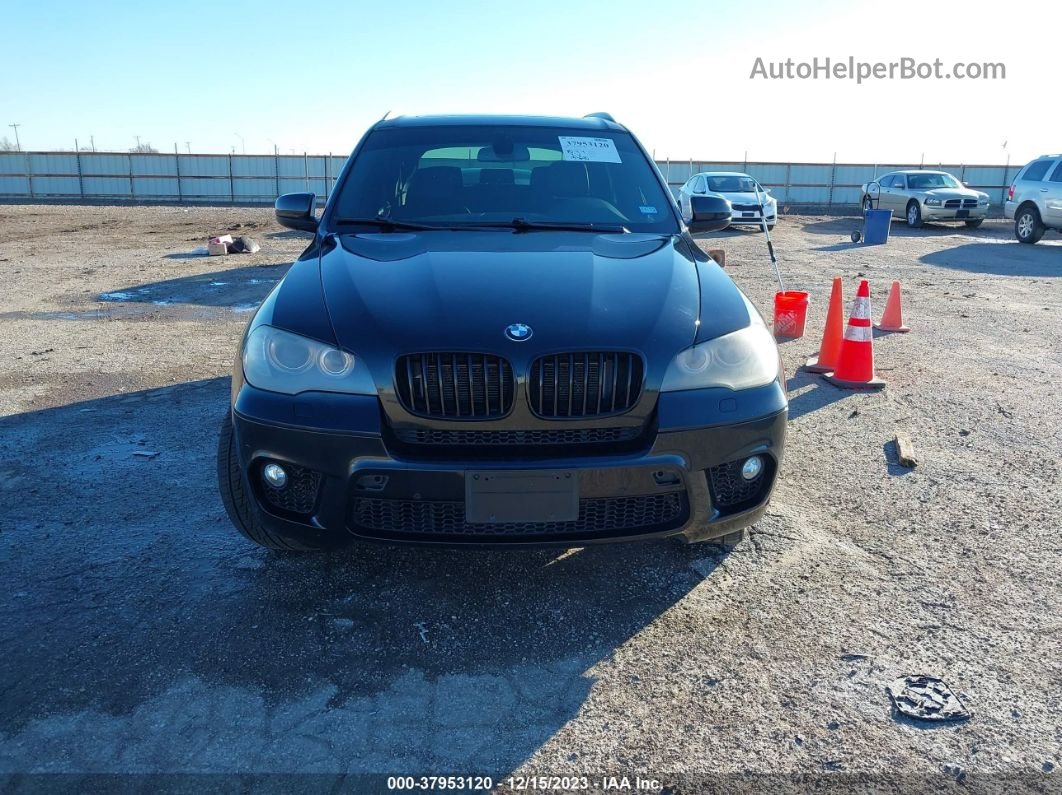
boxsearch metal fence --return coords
[0,151,1019,212]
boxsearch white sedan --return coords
[678,171,777,230]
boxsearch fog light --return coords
[262,462,288,489]
[741,456,764,481]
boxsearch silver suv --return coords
[1004,155,1062,244]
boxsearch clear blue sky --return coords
[2,0,1056,164]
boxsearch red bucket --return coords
[773,290,809,339]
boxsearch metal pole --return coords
[8,123,21,152]
[827,152,836,215]
[1002,152,1011,206]
[25,147,33,199]
[783,163,791,206]
[75,139,84,199]
[303,151,309,193]
[228,153,235,203]
[325,153,331,201]
[127,152,134,199]
[274,145,280,198]
[174,142,183,202]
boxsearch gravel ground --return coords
[0,205,1059,791]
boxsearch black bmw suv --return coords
[218,113,787,551]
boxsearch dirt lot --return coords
[0,205,1059,790]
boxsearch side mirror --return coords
[275,192,318,232]
[687,194,732,233]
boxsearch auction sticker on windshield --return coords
[558,136,622,163]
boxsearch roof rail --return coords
[584,112,616,122]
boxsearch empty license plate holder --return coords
[465,470,579,523]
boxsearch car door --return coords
[1044,160,1062,227]
[877,175,896,211]
[891,174,911,212]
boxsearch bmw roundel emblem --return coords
[505,323,533,342]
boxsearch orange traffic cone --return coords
[824,279,886,390]
[875,280,910,333]
[804,277,844,373]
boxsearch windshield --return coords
[705,175,757,193]
[907,173,961,190]
[329,125,677,233]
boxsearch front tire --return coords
[906,201,923,228]
[216,413,331,551]
[964,219,984,228]
[1015,205,1045,244]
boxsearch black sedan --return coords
[218,113,787,550]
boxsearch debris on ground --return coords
[207,235,233,256]
[230,236,260,253]
[893,432,919,467]
[887,675,971,722]
[208,235,260,256]
[132,450,160,460]
[414,622,429,643]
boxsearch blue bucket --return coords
[862,209,893,245]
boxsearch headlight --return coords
[662,321,780,392]
[978,195,990,206]
[924,198,942,207]
[242,325,375,395]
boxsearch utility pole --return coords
[135,135,142,150]
[234,132,245,155]
[90,135,95,152]
[185,141,191,154]
[8,123,21,151]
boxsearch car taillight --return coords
[1008,185,1014,201]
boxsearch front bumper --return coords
[230,382,787,547]
[729,211,776,226]
[922,205,989,221]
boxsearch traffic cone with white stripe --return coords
[823,280,886,390]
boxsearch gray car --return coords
[860,170,990,228]
[1004,154,1062,244]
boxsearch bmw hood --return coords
[317,230,751,376]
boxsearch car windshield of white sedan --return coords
[705,175,758,193]
[907,173,961,190]
[330,125,678,233]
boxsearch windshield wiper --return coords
[478,217,629,233]
[332,216,445,231]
